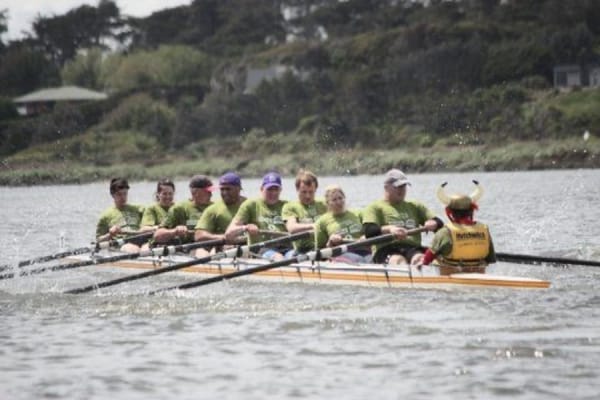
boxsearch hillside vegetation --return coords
[1,0,599,185]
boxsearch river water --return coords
[1,169,599,399]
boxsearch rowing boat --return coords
[67,254,551,290]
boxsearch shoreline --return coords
[1,138,598,186]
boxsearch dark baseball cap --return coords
[189,175,215,191]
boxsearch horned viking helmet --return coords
[436,180,483,210]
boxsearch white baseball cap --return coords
[384,169,411,187]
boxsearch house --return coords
[13,86,108,116]
[553,64,600,89]
[210,64,310,95]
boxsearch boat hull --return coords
[86,256,551,290]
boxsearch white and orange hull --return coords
[86,255,551,290]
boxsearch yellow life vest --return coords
[440,221,490,267]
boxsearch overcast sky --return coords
[1,0,192,40]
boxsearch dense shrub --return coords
[99,93,175,146]
[101,45,214,91]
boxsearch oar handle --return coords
[99,231,155,249]
[256,230,291,237]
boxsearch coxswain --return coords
[422,181,497,274]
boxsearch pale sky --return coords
[1,0,192,41]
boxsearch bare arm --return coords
[194,229,225,242]
[285,217,314,234]
[153,225,188,243]
[225,219,259,242]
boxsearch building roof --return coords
[13,86,108,103]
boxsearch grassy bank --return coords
[1,135,597,186]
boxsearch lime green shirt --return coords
[314,210,363,249]
[196,200,244,234]
[96,204,144,237]
[161,199,212,243]
[282,199,327,252]
[140,203,171,227]
[361,199,435,252]
[234,198,287,244]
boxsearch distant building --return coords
[210,64,309,95]
[553,64,600,89]
[13,86,108,116]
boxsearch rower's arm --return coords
[286,217,313,234]
[225,219,248,241]
[195,229,224,242]
[153,226,187,243]
[364,223,407,240]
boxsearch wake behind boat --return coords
[65,253,551,290]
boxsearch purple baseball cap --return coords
[262,172,282,189]
[219,172,241,187]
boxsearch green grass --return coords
[2,130,599,186]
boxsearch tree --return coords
[61,47,104,89]
[0,9,7,50]
[0,41,60,96]
[32,0,122,66]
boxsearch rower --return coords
[194,172,247,257]
[139,179,176,250]
[95,177,145,253]
[314,185,370,263]
[153,175,214,247]
[225,171,289,261]
[362,169,443,266]
[421,181,497,275]
[281,169,327,257]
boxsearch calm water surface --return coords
[1,170,600,399]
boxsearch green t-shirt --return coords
[234,198,287,244]
[161,199,212,243]
[140,203,171,227]
[196,200,244,234]
[361,199,435,252]
[314,210,363,249]
[96,204,144,237]
[282,199,327,252]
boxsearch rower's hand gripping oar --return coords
[497,252,600,268]
[0,231,155,274]
[64,231,311,294]
[0,238,227,281]
[149,227,428,295]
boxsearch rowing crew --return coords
[95,169,496,274]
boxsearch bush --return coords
[99,93,175,146]
[61,47,104,90]
[102,45,214,91]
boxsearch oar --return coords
[257,230,290,237]
[64,231,311,294]
[149,227,427,295]
[0,231,155,273]
[0,238,227,281]
[497,252,600,268]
